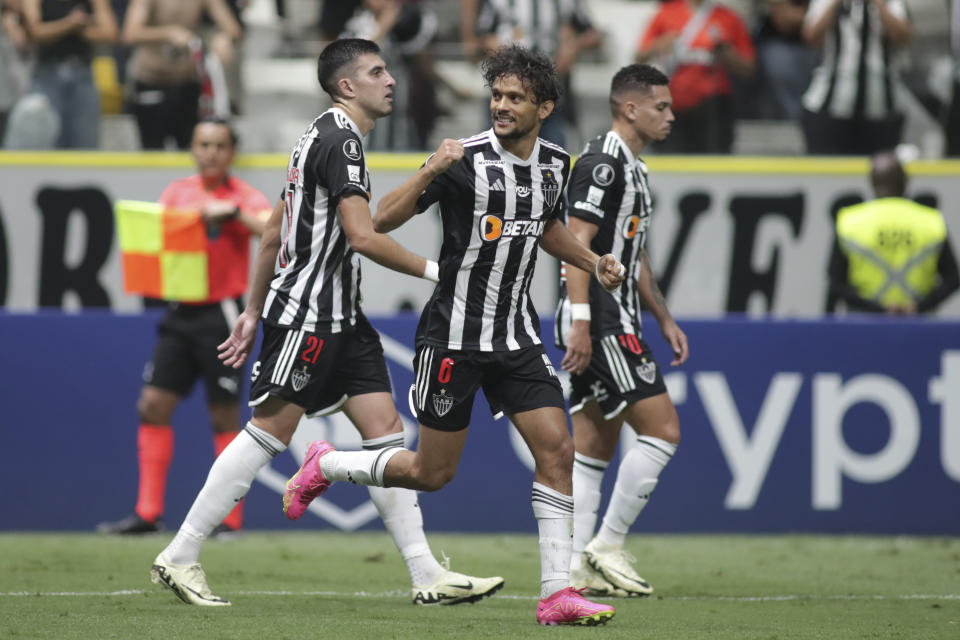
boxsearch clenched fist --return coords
[426,138,464,177]
[595,253,625,291]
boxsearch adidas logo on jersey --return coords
[490,178,505,191]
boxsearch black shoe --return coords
[207,522,243,540]
[96,513,162,534]
[209,523,242,540]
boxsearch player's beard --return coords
[493,115,536,141]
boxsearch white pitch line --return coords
[2,590,959,602]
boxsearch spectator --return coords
[752,0,818,120]
[122,0,241,150]
[319,0,361,41]
[473,0,597,147]
[18,0,117,149]
[827,151,959,314]
[636,0,756,154]
[945,0,959,156]
[97,118,271,536]
[0,0,29,142]
[343,0,471,150]
[800,0,912,155]
[556,1,604,147]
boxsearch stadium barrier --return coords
[1,311,956,534]
[1,152,959,317]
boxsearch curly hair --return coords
[480,44,561,105]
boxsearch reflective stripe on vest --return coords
[836,198,947,306]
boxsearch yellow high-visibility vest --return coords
[836,197,947,306]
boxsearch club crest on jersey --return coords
[593,163,615,186]
[541,169,560,209]
[291,366,311,392]
[636,360,657,385]
[432,389,454,417]
[479,214,545,242]
[342,139,362,161]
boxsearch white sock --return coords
[164,424,284,565]
[571,452,608,571]
[531,482,573,598]
[363,436,443,587]
[596,436,676,549]
[319,447,403,486]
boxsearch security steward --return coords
[828,151,959,314]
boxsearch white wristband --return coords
[570,303,591,322]
[423,260,440,283]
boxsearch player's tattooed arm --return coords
[637,248,689,365]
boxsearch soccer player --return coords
[277,44,625,626]
[150,38,502,607]
[554,64,688,597]
[98,117,270,537]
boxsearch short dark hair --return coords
[870,150,907,197]
[195,116,239,147]
[317,38,382,98]
[481,44,561,105]
[610,64,669,108]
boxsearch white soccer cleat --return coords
[570,562,630,598]
[412,558,504,605]
[583,539,653,597]
[150,553,231,606]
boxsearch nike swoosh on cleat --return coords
[446,581,473,590]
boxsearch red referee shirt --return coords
[158,174,271,304]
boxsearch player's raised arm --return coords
[373,138,464,233]
[341,194,439,282]
[540,218,624,292]
[637,248,688,365]
[218,199,283,367]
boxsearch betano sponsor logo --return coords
[479,215,546,242]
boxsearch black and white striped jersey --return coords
[476,0,576,57]
[414,129,570,352]
[802,0,909,120]
[555,130,651,347]
[262,108,370,333]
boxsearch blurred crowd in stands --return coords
[1,0,958,156]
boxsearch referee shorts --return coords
[143,298,244,403]
[569,333,667,420]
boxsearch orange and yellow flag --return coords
[114,200,209,301]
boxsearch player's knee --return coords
[540,435,575,475]
[137,395,169,425]
[414,465,456,492]
[660,420,681,446]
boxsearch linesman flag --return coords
[114,200,208,301]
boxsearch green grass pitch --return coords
[1,532,957,639]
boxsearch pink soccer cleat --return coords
[536,586,615,626]
[283,440,335,520]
